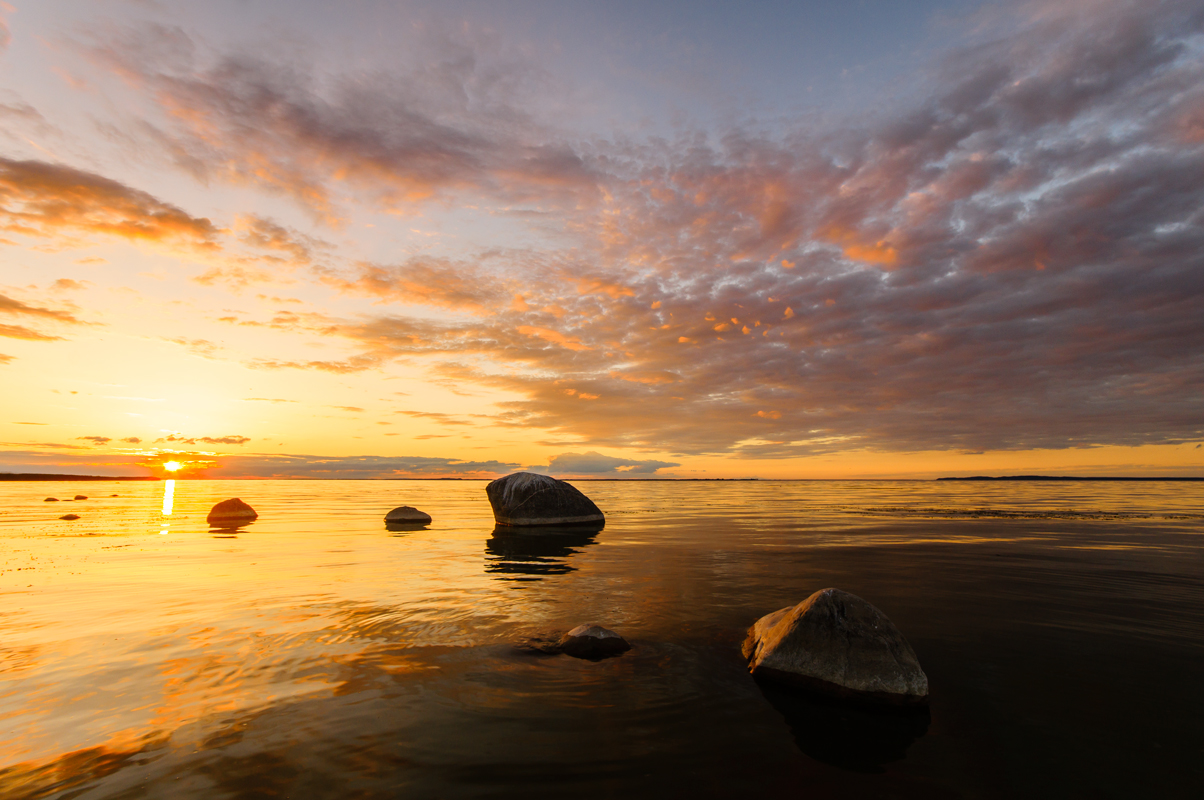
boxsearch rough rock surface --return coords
[743,588,928,705]
[558,624,630,659]
[59,514,81,521]
[206,497,258,526]
[485,472,604,527]
[384,506,432,523]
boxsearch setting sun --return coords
[162,461,182,473]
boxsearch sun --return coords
[163,461,182,473]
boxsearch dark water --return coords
[1,479,1202,798]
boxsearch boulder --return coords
[743,588,928,706]
[44,497,59,502]
[558,624,631,659]
[59,514,81,521]
[485,472,604,527]
[206,497,258,526]
[74,495,88,500]
[384,506,432,524]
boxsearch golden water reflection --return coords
[160,479,174,535]
[0,479,1201,798]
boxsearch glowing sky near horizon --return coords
[0,0,1201,479]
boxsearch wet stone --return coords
[485,472,604,527]
[207,498,259,526]
[743,588,928,706]
[558,624,631,660]
[384,506,432,524]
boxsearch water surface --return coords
[1,479,1202,798]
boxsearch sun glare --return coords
[163,461,182,472]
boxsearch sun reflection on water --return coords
[160,479,175,534]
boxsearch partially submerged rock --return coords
[384,506,431,524]
[558,624,631,660]
[743,588,928,706]
[74,495,88,500]
[59,514,81,521]
[206,497,258,526]
[44,497,58,502]
[485,472,604,527]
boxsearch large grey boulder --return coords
[558,624,630,659]
[485,472,604,527]
[743,588,928,706]
[207,497,258,526]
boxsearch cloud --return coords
[30,0,1203,464]
[155,434,251,445]
[121,437,141,444]
[0,323,64,341]
[0,157,219,248]
[204,453,520,479]
[87,24,598,222]
[76,436,112,445]
[0,353,14,364]
[164,337,221,357]
[0,291,82,341]
[0,292,80,322]
[530,451,680,476]
[326,257,509,315]
[49,278,87,291]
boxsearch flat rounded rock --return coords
[558,624,630,660]
[59,514,81,521]
[384,506,432,523]
[74,495,88,500]
[486,472,604,527]
[206,497,258,525]
[743,588,928,706]
[44,497,59,502]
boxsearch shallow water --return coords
[1,479,1202,798]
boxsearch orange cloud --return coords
[517,325,591,351]
[0,158,219,249]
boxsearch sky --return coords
[0,0,1201,479]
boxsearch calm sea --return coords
[1,479,1202,799]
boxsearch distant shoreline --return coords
[936,475,1203,482]
[0,473,159,481]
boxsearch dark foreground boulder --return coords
[558,624,631,660]
[206,498,258,526]
[384,506,431,524]
[485,472,604,527]
[743,588,928,706]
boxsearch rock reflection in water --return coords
[756,680,930,773]
[484,523,600,580]
[208,522,253,537]
[385,521,430,535]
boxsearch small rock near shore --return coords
[74,495,88,500]
[59,514,81,520]
[558,624,631,659]
[44,497,59,502]
[743,588,928,706]
[384,506,432,524]
[206,497,258,525]
[485,472,604,527]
